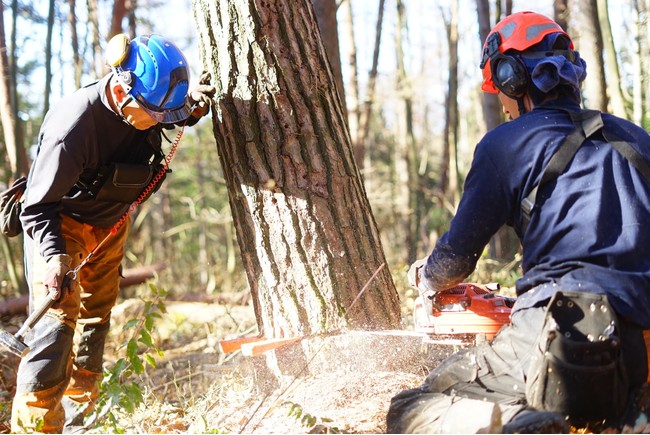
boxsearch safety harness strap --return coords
[521,109,650,233]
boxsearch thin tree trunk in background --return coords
[0,1,26,293]
[356,0,385,169]
[597,0,627,118]
[340,0,360,151]
[110,0,127,38]
[43,0,55,118]
[9,0,22,170]
[442,1,459,207]
[5,0,26,177]
[127,0,137,37]
[312,0,347,120]
[0,1,20,178]
[578,0,608,111]
[476,0,518,260]
[87,0,103,79]
[644,0,650,127]
[554,0,569,31]
[476,0,501,131]
[395,0,420,264]
[633,0,649,127]
[193,0,401,339]
[68,0,82,88]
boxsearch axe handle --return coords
[15,274,73,340]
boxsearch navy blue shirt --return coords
[421,100,650,328]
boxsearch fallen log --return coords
[0,263,167,318]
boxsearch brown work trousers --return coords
[12,214,129,433]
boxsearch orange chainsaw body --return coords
[413,283,513,341]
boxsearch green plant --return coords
[88,284,168,432]
[285,401,343,434]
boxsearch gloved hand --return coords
[407,256,429,290]
[188,71,216,118]
[43,254,73,301]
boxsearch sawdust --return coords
[175,331,451,434]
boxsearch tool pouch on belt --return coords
[89,162,166,204]
[526,291,628,427]
[0,176,27,237]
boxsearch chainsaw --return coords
[413,283,515,345]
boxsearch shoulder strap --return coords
[521,109,650,233]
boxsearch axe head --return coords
[0,329,28,357]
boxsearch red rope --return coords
[69,124,187,277]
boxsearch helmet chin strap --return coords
[116,95,134,125]
[516,97,528,117]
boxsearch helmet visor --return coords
[134,94,192,124]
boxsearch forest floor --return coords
[0,291,648,434]
[0,291,452,434]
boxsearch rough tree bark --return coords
[193,0,401,338]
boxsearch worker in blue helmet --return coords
[11,34,215,433]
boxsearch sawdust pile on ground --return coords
[176,331,451,434]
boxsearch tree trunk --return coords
[475,0,519,260]
[395,0,420,264]
[109,0,127,38]
[193,0,401,338]
[475,0,501,131]
[633,0,649,127]
[577,0,608,111]
[597,0,628,118]
[340,0,360,159]
[0,1,15,167]
[43,0,55,119]
[311,0,346,120]
[126,0,137,37]
[554,0,569,31]
[442,1,459,208]
[644,0,650,128]
[356,0,385,169]
[87,0,103,78]
[67,0,82,89]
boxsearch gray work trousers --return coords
[386,293,647,434]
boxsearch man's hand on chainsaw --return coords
[43,254,73,301]
[407,257,429,290]
[188,71,216,118]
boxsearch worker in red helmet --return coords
[387,11,650,434]
[12,34,215,433]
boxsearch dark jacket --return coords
[21,74,189,260]
[422,99,650,328]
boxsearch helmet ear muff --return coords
[491,54,529,98]
[106,33,131,67]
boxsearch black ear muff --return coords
[492,55,529,98]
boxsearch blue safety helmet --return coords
[107,34,192,124]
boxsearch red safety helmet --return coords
[480,11,573,95]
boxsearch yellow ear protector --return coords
[106,33,136,95]
[106,33,131,67]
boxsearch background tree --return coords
[312,0,346,120]
[576,0,608,110]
